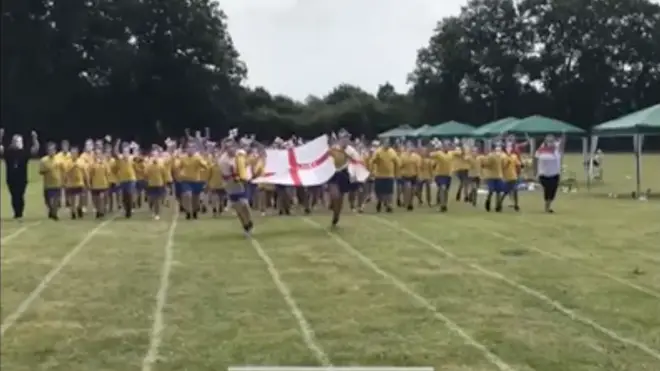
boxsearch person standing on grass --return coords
[0,129,40,220]
[369,140,399,213]
[39,142,64,220]
[535,134,565,213]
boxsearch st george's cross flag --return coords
[344,145,370,183]
[251,135,369,186]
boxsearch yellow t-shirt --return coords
[430,151,453,177]
[452,149,470,172]
[208,160,225,190]
[79,152,93,166]
[40,155,64,189]
[178,154,208,182]
[330,147,349,170]
[116,155,137,182]
[133,157,146,181]
[419,157,433,180]
[369,147,399,178]
[503,154,520,181]
[482,152,506,180]
[64,157,88,188]
[55,151,71,163]
[399,152,422,178]
[161,157,173,183]
[468,153,481,178]
[106,157,118,185]
[89,160,111,190]
[145,160,167,187]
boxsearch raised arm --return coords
[113,139,121,156]
[557,133,566,153]
[30,131,40,155]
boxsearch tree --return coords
[409,0,660,134]
[2,0,659,151]
[2,0,247,143]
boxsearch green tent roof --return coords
[472,117,520,137]
[592,104,660,136]
[422,121,475,137]
[378,125,414,138]
[409,125,431,137]
[504,115,585,136]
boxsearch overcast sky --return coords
[222,0,466,100]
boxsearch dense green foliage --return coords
[3,0,660,147]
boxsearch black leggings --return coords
[539,175,560,201]
[7,181,27,218]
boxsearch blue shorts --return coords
[486,179,503,193]
[503,180,518,193]
[228,191,247,202]
[434,175,452,188]
[180,181,204,195]
[119,181,136,192]
[43,188,61,204]
[137,180,148,191]
[396,178,405,186]
[328,169,351,194]
[374,177,394,195]
[66,187,84,196]
[174,182,182,197]
[147,186,165,197]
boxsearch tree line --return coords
[2,0,659,149]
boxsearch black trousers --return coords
[6,181,27,218]
[538,175,560,202]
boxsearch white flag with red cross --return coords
[251,135,370,186]
[251,135,335,186]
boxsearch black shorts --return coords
[328,169,351,194]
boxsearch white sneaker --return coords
[154,215,160,220]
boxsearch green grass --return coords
[1,154,659,371]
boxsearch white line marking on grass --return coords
[249,235,332,367]
[1,222,41,244]
[302,218,515,371]
[1,217,117,336]
[483,225,660,300]
[142,211,179,371]
[371,216,660,362]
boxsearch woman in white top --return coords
[535,134,564,213]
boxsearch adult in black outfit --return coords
[1,129,40,220]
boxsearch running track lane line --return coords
[518,218,660,282]
[249,236,332,367]
[481,220,660,300]
[1,216,118,336]
[302,217,515,371]
[142,210,179,371]
[371,216,660,362]
[1,222,42,244]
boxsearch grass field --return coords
[1,154,659,371]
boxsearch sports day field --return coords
[1,154,659,371]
